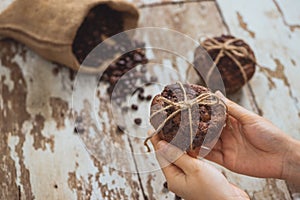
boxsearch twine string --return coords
[177,82,194,151]
[144,82,226,152]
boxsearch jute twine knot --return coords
[201,38,256,85]
[144,82,227,152]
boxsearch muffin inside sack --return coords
[145,82,227,158]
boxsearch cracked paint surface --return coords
[0,38,143,199]
[1,0,299,199]
[236,12,256,38]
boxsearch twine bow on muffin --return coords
[201,38,256,84]
[144,82,227,152]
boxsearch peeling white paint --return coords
[276,0,300,25]
[7,133,22,195]
[0,66,14,92]
[0,0,14,14]
[1,0,298,199]
[217,0,300,140]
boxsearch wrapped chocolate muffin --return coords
[145,82,227,157]
[194,35,256,94]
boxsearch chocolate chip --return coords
[99,42,148,106]
[134,118,142,125]
[88,28,149,120]
[74,117,85,134]
[131,104,138,110]
[138,87,144,94]
[146,95,152,101]
[117,59,126,66]
[163,182,168,189]
[138,93,145,100]
[134,53,143,62]
[72,5,124,65]
[74,127,85,134]
[117,125,125,134]
[133,87,144,95]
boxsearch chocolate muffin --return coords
[194,35,256,94]
[149,83,226,156]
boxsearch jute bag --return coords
[0,0,139,71]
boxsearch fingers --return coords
[215,91,257,124]
[150,133,202,175]
[149,133,175,170]
[150,133,184,181]
[149,131,162,151]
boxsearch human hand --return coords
[150,133,249,200]
[206,91,298,181]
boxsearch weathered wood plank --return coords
[216,0,300,140]
[275,0,300,28]
[1,0,299,199]
[217,0,300,198]
[129,0,214,8]
[0,0,13,13]
[0,39,143,199]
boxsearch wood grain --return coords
[0,39,143,200]
[1,0,299,199]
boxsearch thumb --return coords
[157,140,202,175]
[156,140,183,164]
[215,91,257,124]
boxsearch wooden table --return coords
[1,0,300,199]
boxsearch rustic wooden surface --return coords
[1,0,300,199]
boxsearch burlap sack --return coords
[0,0,139,71]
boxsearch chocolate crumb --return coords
[163,182,168,189]
[133,87,145,95]
[138,87,145,94]
[138,93,145,100]
[134,118,142,125]
[131,104,138,110]
[117,125,125,134]
[74,116,85,134]
[146,95,152,101]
